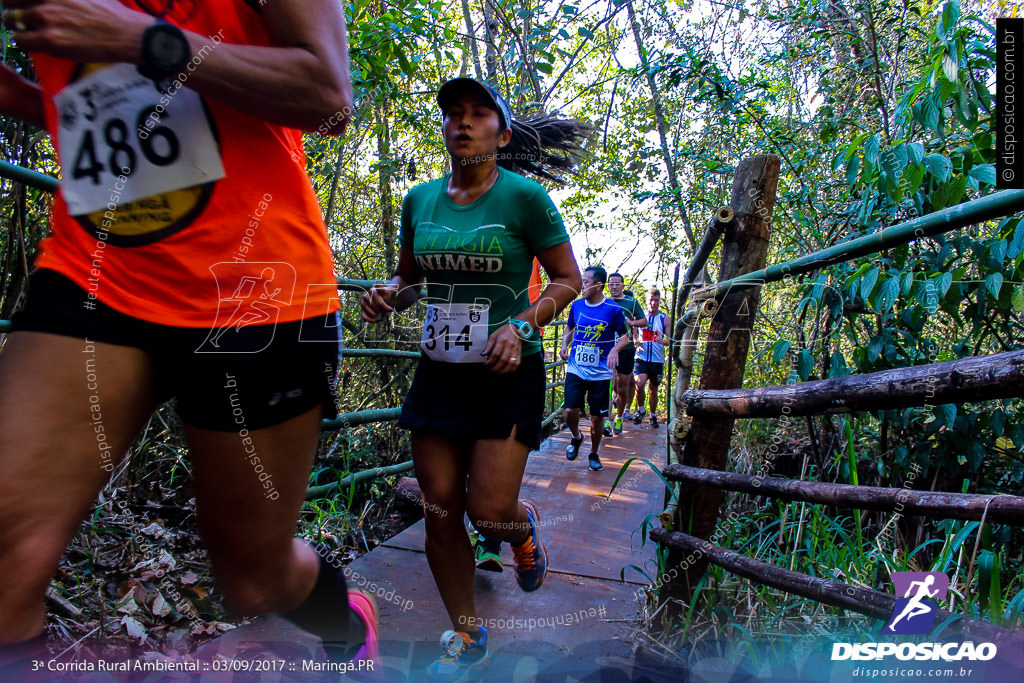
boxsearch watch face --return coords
[150,26,189,70]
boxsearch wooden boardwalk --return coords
[92,419,682,682]
[350,421,673,681]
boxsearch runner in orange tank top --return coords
[0,0,376,673]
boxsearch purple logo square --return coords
[884,571,948,635]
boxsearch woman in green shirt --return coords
[361,78,588,681]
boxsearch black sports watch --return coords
[509,318,534,340]
[138,20,190,84]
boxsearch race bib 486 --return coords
[54,63,225,245]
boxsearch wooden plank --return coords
[651,528,1024,662]
[663,464,1024,525]
[683,350,1024,418]
[384,428,665,584]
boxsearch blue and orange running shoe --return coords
[425,627,488,682]
[512,500,548,592]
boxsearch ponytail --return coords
[499,112,595,185]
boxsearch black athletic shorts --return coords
[564,372,611,416]
[616,346,636,376]
[9,269,342,431]
[400,352,546,450]
[634,359,664,386]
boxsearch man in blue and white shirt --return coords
[634,288,669,428]
[559,265,629,471]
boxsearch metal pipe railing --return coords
[0,160,58,193]
[305,459,415,499]
[321,407,401,431]
[690,189,1024,303]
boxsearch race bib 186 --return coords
[420,304,489,363]
[54,63,225,218]
[574,344,601,367]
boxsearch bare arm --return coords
[5,0,353,133]
[360,247,423,322]
[606,331,631,371]
[0,65,45,127]
[511,241,582,332]
[484,241,580,374]
[560,314,575,360]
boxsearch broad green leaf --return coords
[874,276,901,313]
[934,403,957,429]
[845,153,860,186]
[882,143,908,181]
[796,348,813,381]
[861,267,880,301]
[991,411,1006,438]
[924,154,953,182]
[907,142,925,165]
[1012,285,1024,311]
[902,163,925,195]
[970,164,996,186]
[901,271,915,296]
[985,272,1003,300]
[867,336,884,362]
[986,240,1007,269]
[1006,220,1024,259]
[923,101,939,131]
[942,54,958,82]
[864,134,880,167]
[772,339,791,364]
[829,350,849,378]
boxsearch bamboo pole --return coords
[321,407,402,431]
[683,349,1024,418]
[691,189,1024,303]
[649,528,1024,651]
[663,464,1024,525]
[666,261,680,468]
[0,160,58,193]
[305,459,415,499]
[671,206,732,360]
[664,154,780,609]
[341,348,421,359]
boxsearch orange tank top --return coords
[32,0,339,327]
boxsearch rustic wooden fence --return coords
[653,154,1024,647]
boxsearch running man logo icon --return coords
[883,571,949,635]
[197,262,297,353]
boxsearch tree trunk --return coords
[482,0,498,84]
[461,0,484,79]
[660,155,780,617]
[626,1,696,250]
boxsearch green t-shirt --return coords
[399,167,570,359]
[610,295,645,350]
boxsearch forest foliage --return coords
[1,0,1022,647]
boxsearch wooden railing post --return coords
[661,154,780,611]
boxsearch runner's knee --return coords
[465,498,518,532]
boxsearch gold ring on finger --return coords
[10,9,27,31]
[509,357,518,361]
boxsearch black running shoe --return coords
[566,434,583,460]
[632,412,642,425]
[588,452,603,471]
[650,414,659,428]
